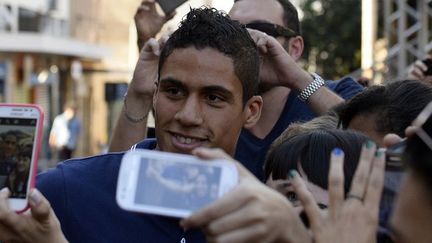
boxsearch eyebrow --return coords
[159,78,236,102]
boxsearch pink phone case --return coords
[0,104,44,213]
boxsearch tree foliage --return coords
[300,0,361,79]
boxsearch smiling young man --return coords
[110,0,363,181]
[31,7,262,242]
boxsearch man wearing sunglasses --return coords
[110,0,363,181]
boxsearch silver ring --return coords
[347,193,363,202]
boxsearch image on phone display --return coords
[0,118,37,198]
[135,157,222,212]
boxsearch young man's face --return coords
[153,47,260,156]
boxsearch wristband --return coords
[298,73,325,102]
[123,91,148,123]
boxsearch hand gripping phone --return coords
[156,0,188,15]
[0,104,43,213]
[116,149,238,218]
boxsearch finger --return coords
[348,141,376,201]
[158,35,170,49]
[290,170,322,231]
[415,60,428,72]
[364,149,385,216]
[405,126,417,137]
[29,189,52,222]
[180,184,252,229]
[206,223,273,243]
[204,202,264,236]
[410,68,425,80]
[0,188,20,231]
[383,133,403,148]
[192,148,253,179]
[141,38,160,57]
[328,148,345,218]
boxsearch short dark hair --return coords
[234,0,301,35]
[158,7,260,104]
[264,129,369,193]
[338,80,432,137]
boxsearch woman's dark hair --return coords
[158,7,259,104]
[338,80,432,137]
[264,129,369,193]
[18,147,32,158]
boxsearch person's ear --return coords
[243,95,263,129]
[287,36,304,61]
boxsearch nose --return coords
[174,95,204,126]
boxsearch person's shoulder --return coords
[325,76,364,100]
[133,138,157,150]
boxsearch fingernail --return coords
[29,189,42,206]
[366,140,375,149]
[332,148,342,156]
[288,170,298,178]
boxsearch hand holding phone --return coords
[0,104,43,213]
[422,58,432,76]
[116,149,238,218]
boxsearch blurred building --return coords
[0,0,234,164]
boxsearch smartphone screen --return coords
[135,157,222,212]
[157,0,187,14]
[117,149,238,218]
[0,104,43,212]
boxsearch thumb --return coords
[29,189,52,222]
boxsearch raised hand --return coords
[291,143,385,243]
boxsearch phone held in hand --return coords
[116,149,238,218]
[422,58,432,76]
[0,104,43,213]
[156,0,188,15]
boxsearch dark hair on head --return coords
[234,0,301,35]
[338,80,432,137]
[18,147,32,158]
[158,7,260,104]
[264,129,369,193]
[403,109,432,196]
[277,0,301,35]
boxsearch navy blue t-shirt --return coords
[37,139,206,243]
[235,77,363,180]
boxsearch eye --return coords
[163,87,185,99]
[206,94,223,103]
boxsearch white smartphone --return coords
[0,104,43,213]
[116,149,238,218]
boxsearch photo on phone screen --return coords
[117,149,238,218]
[135,157,222,212]
[0,104,43,212]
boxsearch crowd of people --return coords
[0,0,432,242]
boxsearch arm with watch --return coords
[249,29,345,115]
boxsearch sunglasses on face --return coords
[245,20,298,38]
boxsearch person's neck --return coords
[248,87,290,139]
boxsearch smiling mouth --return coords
[172,133,207,144]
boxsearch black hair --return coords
[264,129,369,193]
[338,80,432,137]
[18,147,32,158]
[158,7,260,104]
[234,0,301,35]
[277,0,301,35]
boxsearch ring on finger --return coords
[347,193,363,202]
